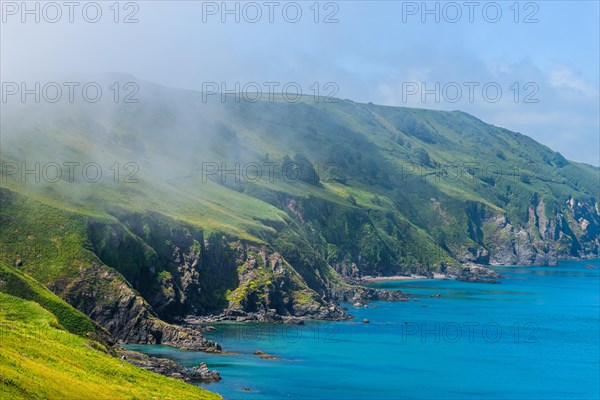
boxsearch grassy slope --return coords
[0,263,97,338]
[0,293,220,400]
[1,82,598,279]
[1,87,597,242]
[0,198,221,399]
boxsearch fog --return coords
[1,1,599,166]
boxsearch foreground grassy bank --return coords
[0,292,220,399]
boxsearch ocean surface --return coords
[126,259,600,399]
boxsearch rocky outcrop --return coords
[60,263,220,351]
[184,304,350,324]
[456,265,501,283]
[190,362,222,381]
[118,349,221,382]
[456,247,490,265]
[88,213,238,319]
[332,285,409,303]
[467,197,599,267]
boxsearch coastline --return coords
[360,273,449,282]
[131,260,600,400]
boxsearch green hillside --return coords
[0,261,219,399]
[0,76,598,396]
[0,292,219,400]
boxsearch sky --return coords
[1,0,599,166]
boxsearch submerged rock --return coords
[253,349,278,359]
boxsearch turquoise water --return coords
[126,259,600,399]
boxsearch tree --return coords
[294,153,320,185]
[415,148,431,167]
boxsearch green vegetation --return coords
[0,263,97,337]
[0,293,220,400]
[0,78,598,398]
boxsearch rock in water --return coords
[456,265,502,283]
[119,349,221,382]
[191,362,221,382]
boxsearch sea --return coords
[126,259,600,399]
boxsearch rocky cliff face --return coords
[86,212,337,322]
[58,262,220,351]
[84,210,412,326]
[457,196,600,265]
[80,194,599,335]
[481,197,599,266]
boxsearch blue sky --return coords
[2,1,599,165]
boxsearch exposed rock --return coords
[188,307,342,324]
[334,286,409,303]
[456,265,501,283]
[62,263,220,352]
[118,349,221,382]
[457,247,490,265]
[483,197,599,266]
[253,349,278,359]
[284,317,305,325]
[191,362,222,381]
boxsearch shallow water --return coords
[126,259,600,399]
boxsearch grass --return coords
[0,293,221,400]
[0,263,97,338]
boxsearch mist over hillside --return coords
[2,2,599,398]
[1,76,598,335]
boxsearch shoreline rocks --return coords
[117,349,221,382]
[456,265,502,283]
[191,362,222,381]
[183,285,410,326]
